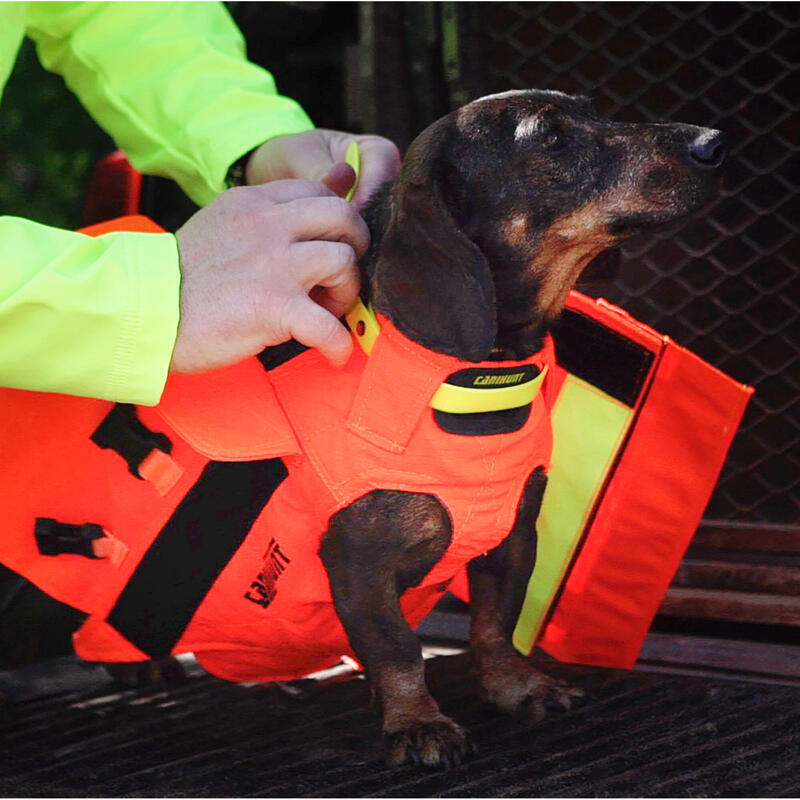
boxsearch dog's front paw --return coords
[480,656,583,723]
[384,715,474,769]
[512,674,584,723]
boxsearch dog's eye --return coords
[543,130,561,147]
[542,126,566,150]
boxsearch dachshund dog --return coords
[320,89,725,767]
[0,89,725,771]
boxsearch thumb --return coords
[247,131,337,185]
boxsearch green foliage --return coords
[0,38,113,230]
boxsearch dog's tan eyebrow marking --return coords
[456,90,531,134]
[502,213,529,245]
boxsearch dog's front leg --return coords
[320,489,472,768]
[468,467,582,721]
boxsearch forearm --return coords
[25,2,313,206]
[0,217,180,405]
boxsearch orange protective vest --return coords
[0,223,555,681]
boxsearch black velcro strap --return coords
[106,458,288,658]
[91,404,172,480]
[551,309,655,407]
[35,518,105,559]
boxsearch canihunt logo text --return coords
[472,372,527,386]
[245,537,290,610]
[443,364,540,390]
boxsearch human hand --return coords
[245,129,401,209]
[172,180,369,373]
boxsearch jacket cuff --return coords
[105,232,181,406]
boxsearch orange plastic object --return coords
[83,152,143,226]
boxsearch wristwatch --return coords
[225,148,255,188]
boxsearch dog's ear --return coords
[372,128,497,362]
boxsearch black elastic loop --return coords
[35,518,105,559]
[91,404,172,480]
[433,404,532,436]
[258,339,309,371]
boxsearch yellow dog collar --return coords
[345,299,547,415]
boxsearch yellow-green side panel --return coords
[513,374,634,653]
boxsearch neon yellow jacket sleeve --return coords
[25,1,313,206]
[0,2,314,404]
[0,218,180,405]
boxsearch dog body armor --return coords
[0,313,554,681]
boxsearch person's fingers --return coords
[286,295,354,367]
[262,131,337,183]
[290,240,360,316]
[237,179,337,206]
[245,131,401,210]
[349,135,402,209]
[285,196,370,256]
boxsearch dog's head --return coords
[366,89,725,361]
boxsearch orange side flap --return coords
[539,338,753,668]
[156,358,301,461]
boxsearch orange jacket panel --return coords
[1,312,554,682]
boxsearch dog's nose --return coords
[688,130,727,169]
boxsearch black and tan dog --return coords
[321,89,725,767]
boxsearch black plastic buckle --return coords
[91,404,172,480]
[35,518,105,559]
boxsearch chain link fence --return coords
[459,1,799,525]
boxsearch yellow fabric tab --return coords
[429,367,548,414]
[344,141,361,202]
[346,298,381,356]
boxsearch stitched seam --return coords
[327,462,446,495]
[348,420,404,452]
[294,432,348,506]
[104,242,143,399]
[462,442,500,538]
[351,332,443,448]
[383,334,448,438]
